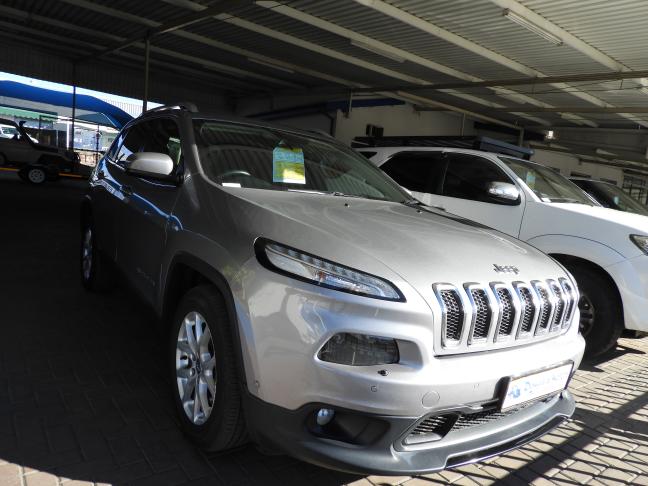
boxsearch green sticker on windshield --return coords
[273,144,305,184]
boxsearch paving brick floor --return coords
[0,173,647,485]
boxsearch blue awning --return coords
[0,80,133,128]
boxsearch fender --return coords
[525,234,626,269]
[162,251,248,385]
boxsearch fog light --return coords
[318,333,399,366]
[316,408,335,426]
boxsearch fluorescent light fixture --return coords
[504,9,563,46]
[350,40,406,63]
[545,130,556,140]
[246,58,294,74]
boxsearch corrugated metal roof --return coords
[0,0,647,127]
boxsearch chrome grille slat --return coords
[434,277,576,354]
[549,280,566,331]
[469,288,491,341]
[496,288,514,336]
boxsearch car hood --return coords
[522,202,648,259]
[219,188,567,292]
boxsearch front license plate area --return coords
[501,362,573,411]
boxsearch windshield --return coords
[500,157,593,205]
[582,180,648,215]
[193,120,410,202]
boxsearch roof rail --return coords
[144,102,199,115]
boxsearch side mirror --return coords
[126,152,174,179]
[487,181,520,204]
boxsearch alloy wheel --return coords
[28,168,46,184]
[81,228,93,281]
[578,294,596,337]
[176,311,217,425]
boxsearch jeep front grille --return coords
[434,278,576,353]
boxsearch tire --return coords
[568,264,623,358]
[25,166,47,185]
[80,219,114,291]
[170,285,247,451]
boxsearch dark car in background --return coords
[0,118,79,184]
[571,178,648,216]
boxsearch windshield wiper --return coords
[549,197,586,204]
[401,199,447,211]
[402,199,424,207]
[330,191,366,199]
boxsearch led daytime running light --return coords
[258,240,403,301]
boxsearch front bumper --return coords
[606,254,648,331]
[245,390,575,475]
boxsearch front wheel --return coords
[26,166,47,184]
[170,285,247,451]
[569,264,623,357]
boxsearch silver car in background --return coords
[81,104,585,475]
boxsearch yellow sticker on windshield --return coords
[273,145,305,184]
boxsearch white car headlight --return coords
[630,234,648,254]
[256,239,404,301]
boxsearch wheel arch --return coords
[549,253,624,319]
[161,252,247,385]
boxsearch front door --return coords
[110,117,183,304]
[429,153,526,237]
[0,135,34,163]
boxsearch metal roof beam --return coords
[417,106,648,114]
[254,1,554,125]
[53,0,520,129]
[56,0,299,88]
[79,0,250,61]
[352,0,648,128]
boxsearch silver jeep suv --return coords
[81,104,585,475]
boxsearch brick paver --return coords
[1,174,647,485]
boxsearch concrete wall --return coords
[531,149,626,184]
[236,96,476,145]
[334,104,475,146]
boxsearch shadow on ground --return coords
[0,175,358,485]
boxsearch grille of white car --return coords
[434,278,576,353]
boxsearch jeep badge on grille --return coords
[493,264,520,274]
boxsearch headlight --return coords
[630,235,648,254]
[256,239,404,301]
[318,333,399,366]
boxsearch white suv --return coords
[362,147,648,357]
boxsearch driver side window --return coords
[113,118,182,170]
[443,153,514,203]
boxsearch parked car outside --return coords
[81,105,584,475]
[0,123,39,143]
[362,147,648,357]
[0,118,78,184]
[571,177,648,216]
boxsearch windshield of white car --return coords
[193,120,410,203]
[500,157,593,205]
[582,180,648,215]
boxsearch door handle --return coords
[122,185,133,196]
